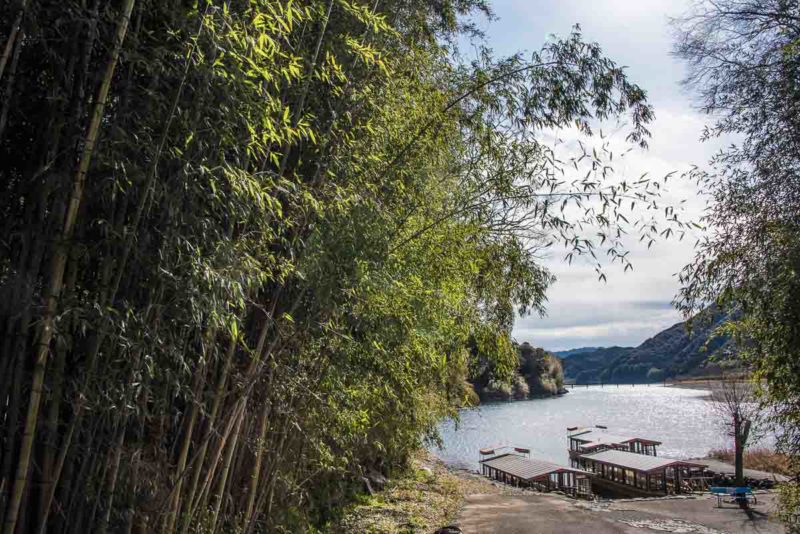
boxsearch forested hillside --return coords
[0,1,678,531]
[561,346,634,383]
[563,309,733,383]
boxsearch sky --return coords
[471,0,723,351]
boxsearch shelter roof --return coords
[579,450,707,473]
[481,454,591,481]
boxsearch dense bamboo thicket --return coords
[0,1,676,531]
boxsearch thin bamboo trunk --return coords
[0,344,24,525]
[65,413,104,531]
[86,439,112,531]
[0,27,22,141]
[26,15,99,515]
[36,342,66,533]
[242,403,270,532]
[245,403,293,534]
[97,419,126,534]
[164,353,208,534]
[2,1,136,532]
[182,307,277,529]
[179,337,236,534]
[0,0,26,82]
[185,400,247,528]
[123,448,140,534]
[209,409,244,533]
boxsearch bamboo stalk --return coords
[0,342,24,525]
[36,341,66,533]
[0,27,22,141]
[97,419,126,534]
[179,336,236,534]
[185,399,247,528]
[242,402,270,531]
[209,408,244,533]
[164,344,210,534]
[0,0,26,82]
[2,1,136,532]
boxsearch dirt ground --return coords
[457,491,785,534]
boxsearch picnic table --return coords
[710,486,757,507]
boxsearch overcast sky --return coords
[472,0,721,351]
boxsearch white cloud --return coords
[477,1,721,350]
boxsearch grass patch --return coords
[326,451,506,533]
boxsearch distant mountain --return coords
[552,347,603,358]
[562,346,634,383]
[562,308,735,383]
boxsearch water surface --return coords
[433,385,741,470]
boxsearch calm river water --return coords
[432,385,748,471]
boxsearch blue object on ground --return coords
[710,486,756,507]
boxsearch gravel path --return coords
[456,492,784,533]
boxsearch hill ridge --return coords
[562,308,733,383]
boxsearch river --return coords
[432,384,755,471]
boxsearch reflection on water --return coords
[433,385,751,470]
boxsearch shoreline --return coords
[665,378,719,390]
[332,450,786,533]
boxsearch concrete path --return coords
[457,492,784,533]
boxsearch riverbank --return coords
[330,450,787,533]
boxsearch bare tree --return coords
[711,375,765,486]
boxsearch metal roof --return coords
[481,454,591,481]
[579,450,707,473]
[569,428,662,446]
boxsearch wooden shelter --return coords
[567,427,661,459]
[575,449,708,496]
[480,452,593,497]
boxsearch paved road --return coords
[457,492,784,533]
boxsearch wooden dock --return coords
[568,427,661,457]
[480,449,593,498]
[574,449,708,496]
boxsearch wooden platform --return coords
[481,453,592,497]
[575,449,708,495]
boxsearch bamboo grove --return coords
[0,1,681,532]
